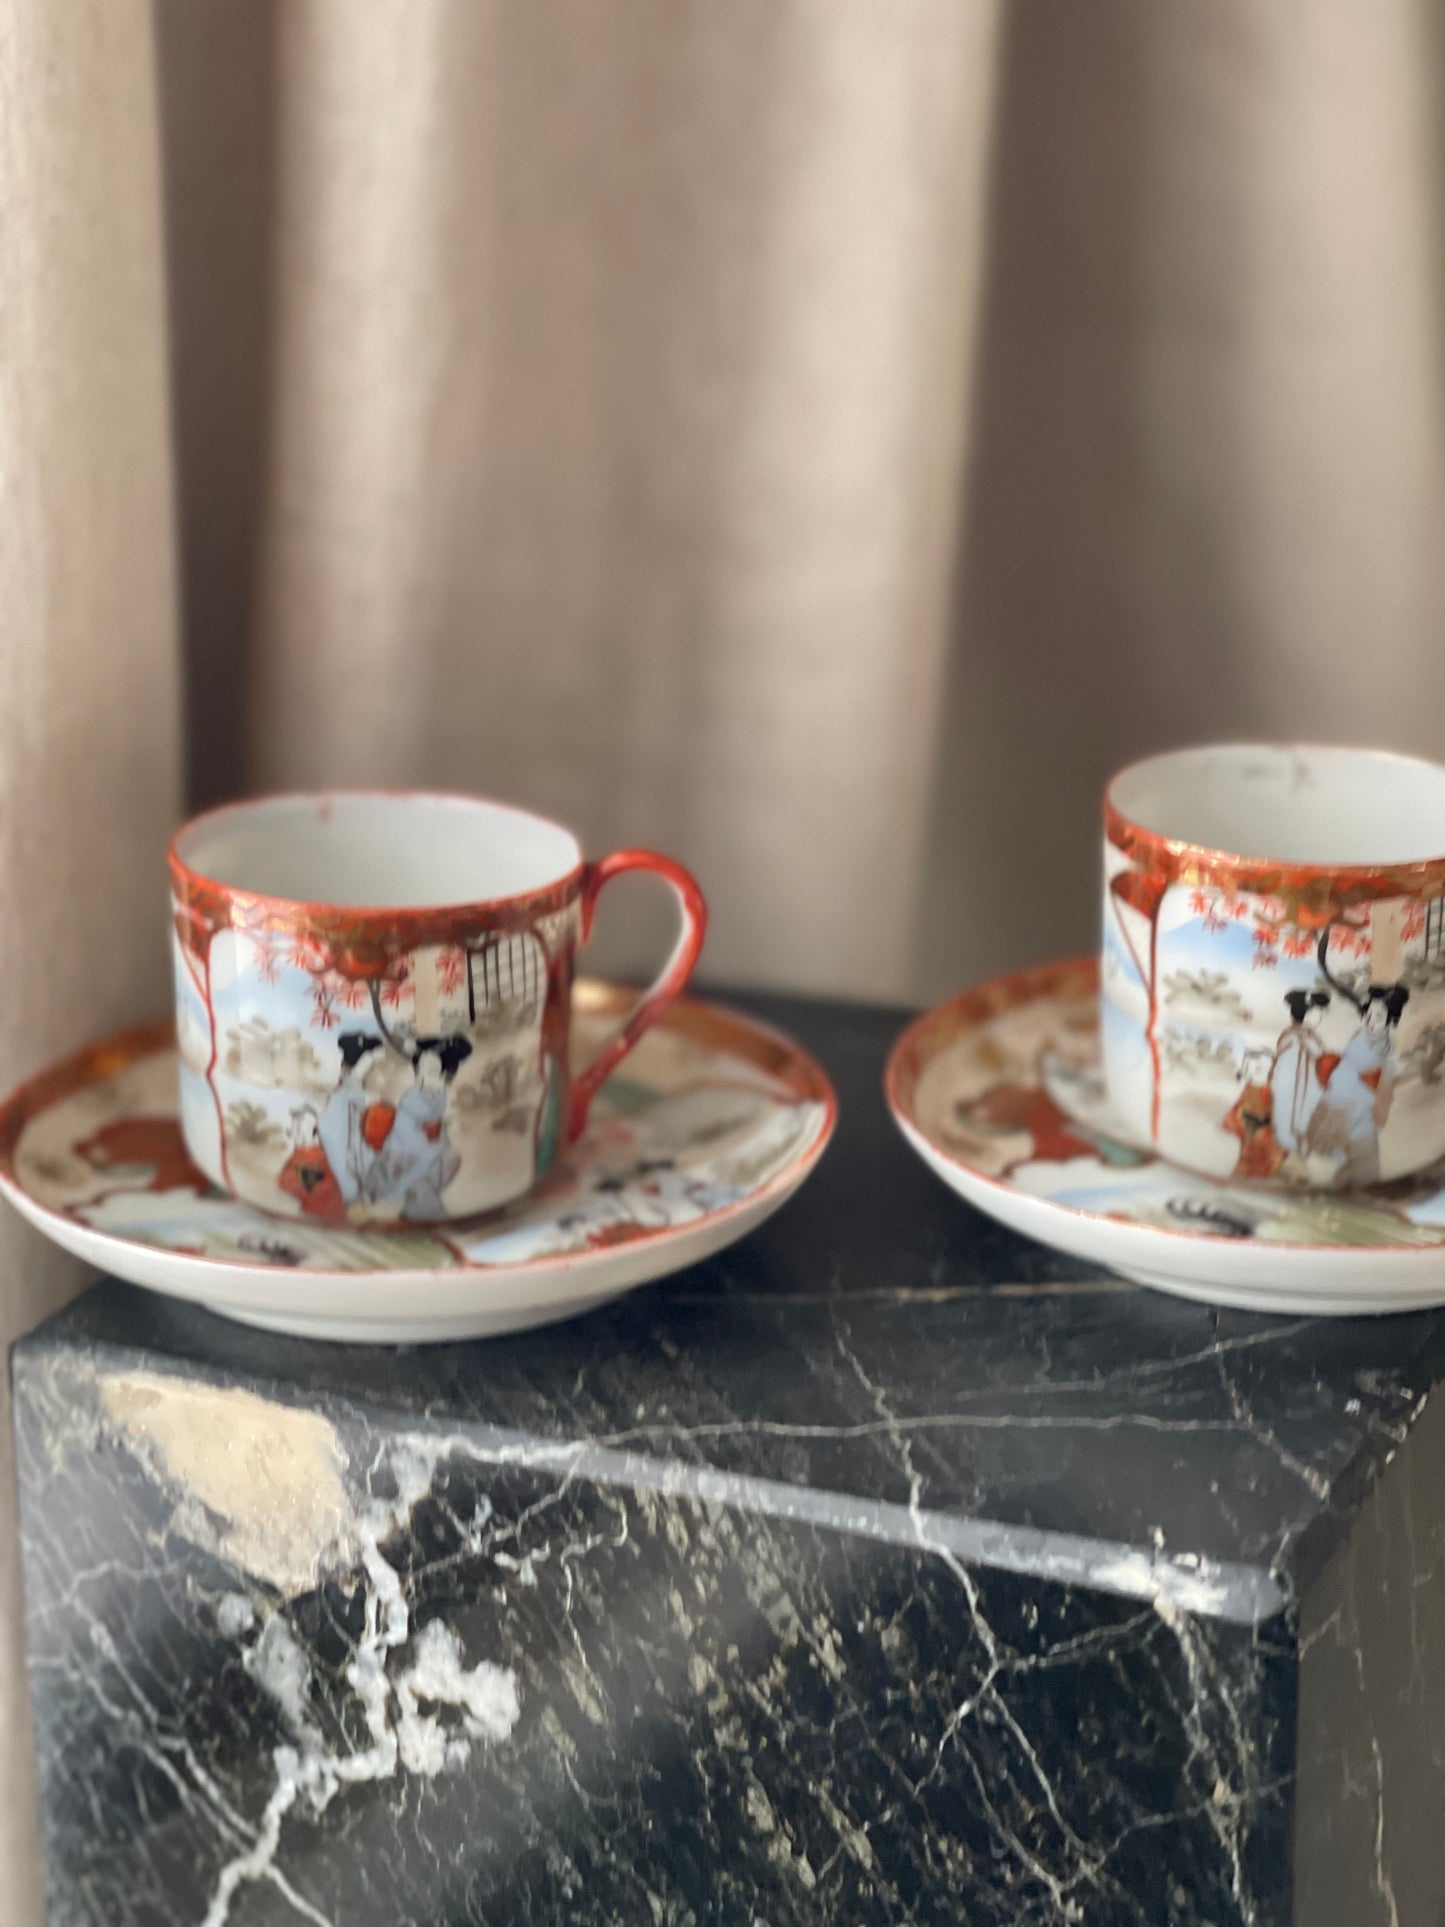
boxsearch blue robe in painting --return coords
[375,1085,461,1220]
[318,1079,371,1206]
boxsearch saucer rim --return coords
[0,985,837,1288]
[884,955,1445,1265]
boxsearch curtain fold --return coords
[918,0,1445,998]
[3,1,1445,1913]
[164,0,1004,996]
[0,1,182,1911]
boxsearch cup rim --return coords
[1104,741,1445,887]
[169,788,588,927]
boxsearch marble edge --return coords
[1282,1310,1445,1603]
[11,1326,1288,1628]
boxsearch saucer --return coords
[0,985,835,1342]
[886,958,1445,1316]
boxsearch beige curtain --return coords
[2,0,1442,1908]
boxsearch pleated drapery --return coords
[2,0,1443,1905]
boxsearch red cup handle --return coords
[568,849,708,1140]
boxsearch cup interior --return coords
[1108,744,1445,867]
[173,793,583,909]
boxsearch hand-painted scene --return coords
[905,961,1445,1249]
[172,919,580,1224]
[1103,868,1445,1188]
[6,1006,830,1273]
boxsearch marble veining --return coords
[16,992,1445,1925]
[20,1345,1294,1926]
[196,1451,521,1927]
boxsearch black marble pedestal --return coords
[14,994,1445,1927]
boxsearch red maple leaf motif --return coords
[1201,909,1230,934]
[1251,950,1279,970]
[437,947,467,995]
[1402,903,1428,942]
[1227,898,1251,921]
[1282,930,1315,959]
[334,976,370,1010]
[1189,889,1215,917]
[1333,913,1371,951]
[253,938,281,986]
[287,935,331,976]
[1252,924,1280,949]
[379,976,413,1010]
[310,983,339,1030]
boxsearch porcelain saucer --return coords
[0,985,835,1342]
[886,958,1445,1316]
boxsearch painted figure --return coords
[1308,985,1409,1187]
[1223,1048,1285,1181]
[318,1031,382,1206]
[358,1095,399,1182]
[277,1106,342,1218]
[372,1034,474,1219]
[1269,989,1332,1162]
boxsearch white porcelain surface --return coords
[888,959,1445,1316]
[1103,744,1445,1187]
[1108,743,1445,866]
[168,793,708,1226]
[0,990,834,1342]
[174,791,583,907]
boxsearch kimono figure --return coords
[358,1099,399,1200]
[318,1031,382,1206]
[277,1107,342,1218]
[372,1034,474,1219]
[1308,985,1409,1187]
[1269,989,1332,1162]
[1223,1050,1286,1181]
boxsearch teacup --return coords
[1101,744,1445,1188]
[169,792,706,1224]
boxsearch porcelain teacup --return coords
[169,792,706,1224]
[1102,744,1445,1188]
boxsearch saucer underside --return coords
[0,987,834,1342]
[888,959,1445,1317]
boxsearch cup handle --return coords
[568,849,708,1141]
